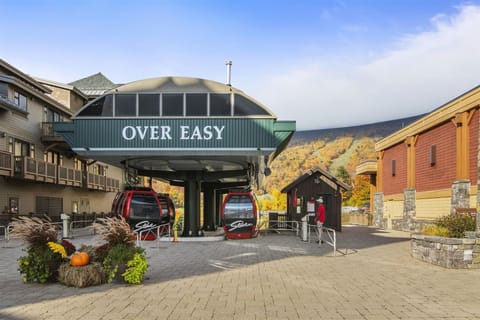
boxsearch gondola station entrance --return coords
[54,76,295,236]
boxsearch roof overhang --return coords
[54,118,295,187]
[376,85,480,151]
[355,160,377,176]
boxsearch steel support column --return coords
[203,185,216,231]
[183,172,201,236]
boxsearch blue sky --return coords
[2,0,480,130]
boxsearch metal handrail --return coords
[307,223,337,256]
[135,223,171,246]
[69,219,97,237]
[262,220,299,236]
[1,224,12,247]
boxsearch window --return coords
[36,196,63,216]
[130,194,161,220]
[13,91,27,112]
[77,95,113,117]
[210,94,231,116]
[186,93,207,116]
[430,145,436,166]
[162,94,183,116]
[139,94,159,116]
[391,160,396,176]
[115,94,136,116]
[44,151,62,165]
[71,201,79,214]
[9,197,19,214]
[73,158,82,170]
[90,164,107,176]
[234,94,270,116]
[0,83,8,98]
[10,138,34,158]
[43,107,63,122]
[223,194,254,219]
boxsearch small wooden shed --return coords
[281,167,351,231]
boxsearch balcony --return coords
[58,166,82,187]
[41,122,73,153]
[0,150,14,176]
[0,152,120,192]
[15,156,57,183]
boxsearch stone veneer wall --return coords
[411,233,480,269]
[451,180,471,214]
[373,192,386,229]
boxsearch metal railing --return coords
[69,220,97,238]
[261,220,299,236]
[134,223,171,247]
[307,223,337,256]
[1,224,12,247]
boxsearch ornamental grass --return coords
[9,216,58,248]
[93,216,136,248]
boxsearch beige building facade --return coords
[0,58,121,221]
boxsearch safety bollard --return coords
[60,213,71,239]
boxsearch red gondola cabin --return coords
[221,192,258,239]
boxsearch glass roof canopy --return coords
[56,76,295,188]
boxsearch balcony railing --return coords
[15,156,57,183]
[0,150,14,177]
[42,122,62,138]
[58,166,82,187]
[1,153,120,192]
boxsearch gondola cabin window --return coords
[222,192,258,239]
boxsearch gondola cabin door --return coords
[221,192,258,239]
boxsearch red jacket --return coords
[316,204,325,223]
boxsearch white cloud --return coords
[252,4,480,130]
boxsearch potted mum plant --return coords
[11,216,66,283]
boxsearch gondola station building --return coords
[0,58,295,236]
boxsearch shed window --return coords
[162,94,183,116]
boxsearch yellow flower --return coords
[48,242,67,259]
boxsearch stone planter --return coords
[411,234,480,269]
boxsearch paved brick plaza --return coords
[1,226,479,319]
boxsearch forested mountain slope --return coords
[263,115,423,193]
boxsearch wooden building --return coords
[357,85,480,231]
[281,167,351,231]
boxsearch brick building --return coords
[357,86,480,231]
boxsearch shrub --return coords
[421,225,449,237]
[123,252,148,284]
[435,214,476,238]
[103,244,146,284]
[18,244,65,283]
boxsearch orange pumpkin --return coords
[70,251,90,266]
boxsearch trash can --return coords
[301,215,308,241]
[60,213,71,239]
